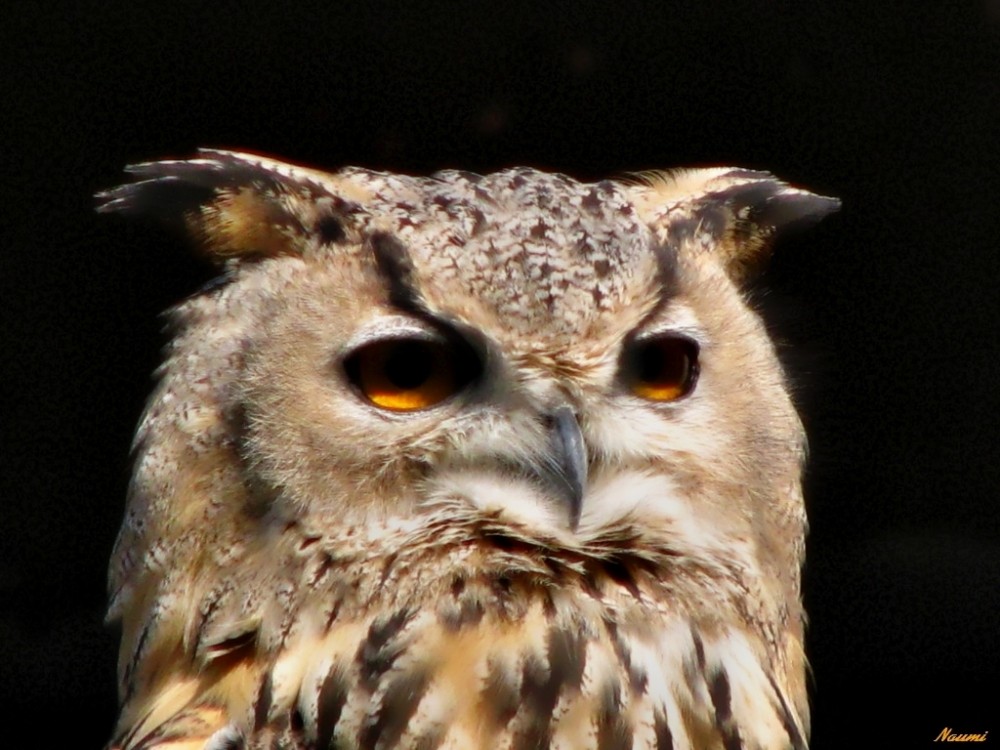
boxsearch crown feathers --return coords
[98,153,839,278]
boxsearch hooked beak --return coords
[540,405,587,530]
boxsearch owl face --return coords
[181,165,797,565]
[98,152,837,750]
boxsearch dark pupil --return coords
[384,342,433,389]
[639,342,683,383]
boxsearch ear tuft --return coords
[96,150,365,263]
[626,168,839,283]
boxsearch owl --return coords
[97,150,838,750]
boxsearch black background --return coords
[4,2,998,747]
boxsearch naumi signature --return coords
[935,728,989,743]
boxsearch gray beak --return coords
[541,405,587,530]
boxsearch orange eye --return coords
[344,338,477,411]
[626,335,699,402]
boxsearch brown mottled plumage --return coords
[97,151,838,750]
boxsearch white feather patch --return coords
[426,470,565,534]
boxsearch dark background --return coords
[4,2,998,747]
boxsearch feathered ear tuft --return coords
[625,168,840,283]
[96,150,368,263]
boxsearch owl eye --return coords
[625,335,700,402]
[344,337,478,411]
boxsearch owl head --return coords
[98,151,837,748]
